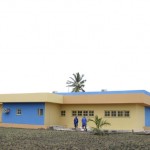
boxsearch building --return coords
[0,90,150,131]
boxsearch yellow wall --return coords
[47,94,63,104]
[0,92,147,130]
[0,93,63,104]
[135,104,145,130]
[45,103,61,126]
[63,94,150,105]
[60,104,145,130]
[0,104,2,122]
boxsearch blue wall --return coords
[2,103,45,125]
[145,107,150,126]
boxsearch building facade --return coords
[0,90,150,131]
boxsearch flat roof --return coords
[57,90,150,96]
[0,93,63,104]
[0,90,150,105]
[58,90,150,106]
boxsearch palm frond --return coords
[88,115,111,130]
[80,74,84,81]
[88,118,96,124]
[66,72,86,92]
[66,80,74,84]
[69,77,76,82]
[73,73,77,81]
[81,88,85,92]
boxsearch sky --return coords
[0,0,150,93]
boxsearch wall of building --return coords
[0,93,63,104]
[45,103,60,126]
[0,104,2,122]
[145,107,150,126]
[134,105,145,130]
[63,93,147,105]
[60,104,145,130]
[0,92,147,130]
[2,103,45,125]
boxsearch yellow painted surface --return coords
[143,94,150,106]
[47,94,63,104]
[144,126,150,130]
[0,92,148,130]
[60,104,145,130]
[0,93,63,104]
[0,104,2,122]
[0,92,149,105]
[45,103,61,126]
[63,93,150,105]
[0,123,49,129]
[134,105,145,130]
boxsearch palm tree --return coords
[66,72,86,92]
[88,115,111,134]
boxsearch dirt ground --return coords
[0,127,150,150]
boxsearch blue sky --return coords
[0,0,150,93]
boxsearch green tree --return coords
[88,115,111,134]
[66,72,86,92]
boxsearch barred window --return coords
[105,110,130,118]
[89,111,94,116]
[118,111,123,117]
[72,111,77,116]
[61,110,66,116]
[38,109,43,116]
[16,109,22,115]
[105,111,110,117]
[83,111,88,116]
[111,111,116,117]
[78,111,82,116]
[124,111,130,117]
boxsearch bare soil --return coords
[0,127,150,150]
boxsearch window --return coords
[111,111,116,117]
[105,110,130,118]
[118,111,123,117]
[83,111,88,116]
[16,109,22,115]
[89,111,94,116]
[72,111,77,116]
[105,111,110,117]
[61,110,66,116]
[124,111,130,117]
[38,109,44,116]
[78,111,82,116]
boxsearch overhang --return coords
[63,93,150,106]
[0,93,63,104]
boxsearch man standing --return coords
[82,116,87,131]
[74,116,78,129]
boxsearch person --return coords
[74,116,78,129]
[82,116,87,131]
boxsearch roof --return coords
[58,90,150,105]
[0,90,150,106]
[0,93,63,104]
[57,90,150,96]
